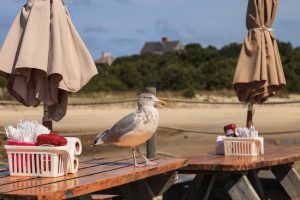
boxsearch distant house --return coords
[140,37,184,55]
[95,51,114,66]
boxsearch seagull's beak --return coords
[91,141,97,147]
[156,99,166,106]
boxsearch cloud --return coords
[84,25,108,33]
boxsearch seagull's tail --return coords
[94,130,109,146]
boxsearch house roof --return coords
[163,41,181,52]
[141,42,164,54]
[141,40,182,54]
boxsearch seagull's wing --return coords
[103,112,139,143]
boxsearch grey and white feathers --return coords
[94,93,165,147]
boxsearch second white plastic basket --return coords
[5,145,70,177]
[223,137,264,156]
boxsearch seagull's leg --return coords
[132,147,144,168]
[136,146,157,166]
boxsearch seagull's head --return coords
[137,93,166,107]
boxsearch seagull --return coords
[93,93,166,167]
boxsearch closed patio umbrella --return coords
[233,0,286,127]
[0,0,98,124]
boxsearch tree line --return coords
[82,41,300,95]
[0,41,300,96]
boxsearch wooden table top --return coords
[0,157,187,200]
[182,145,300,172]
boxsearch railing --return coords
[1,98,300,106]
[159,126,300,136]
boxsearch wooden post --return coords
[187,174,217,200]
[247,170,266,200]
[246,103,254,128]
[144,87,157,159]
[43,104,53,131]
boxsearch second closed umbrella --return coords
[233,0,286,104]
[233,0,286,126]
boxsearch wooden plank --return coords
[0,158,140,200]
[182,145,300,171]
[226,175,260,200]
[0,157,130,191]
[0,157,137,194]
[271,164,300,199]
[4,158,187,200]
[0,157,102,181]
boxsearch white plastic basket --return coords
[5,145,70,177]
[223,137,264,156]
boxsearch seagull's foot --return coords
[134,161,157,167]
[145,160,157,166]
[134,163,146,168]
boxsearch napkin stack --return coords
[5,121,50,143]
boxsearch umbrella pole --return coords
[43,104,53,131]
[246,103,254,128]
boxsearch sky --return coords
[0,0,300,59]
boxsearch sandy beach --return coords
[1,101,300,134]
[1,99,300,164]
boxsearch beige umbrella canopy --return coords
[0,0,98,122]
[233,0,286,126]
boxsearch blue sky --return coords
[1,0,300,59]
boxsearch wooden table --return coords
[180,145,300,200]
[0,157,187,200]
